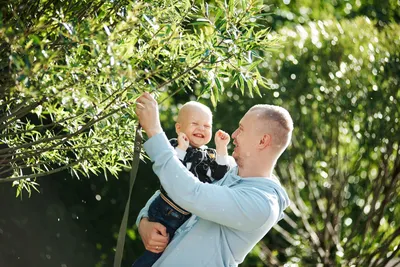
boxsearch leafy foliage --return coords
[0,0,277,195]
[246,17,400,266]
[265,0,400,29]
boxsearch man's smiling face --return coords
[231,110,263,166]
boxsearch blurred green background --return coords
[1,0,399,266]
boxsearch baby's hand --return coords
[177,132,189,151]
[215,130,230,155]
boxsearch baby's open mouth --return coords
[193,133,204,138]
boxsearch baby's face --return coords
[178,109,212,148]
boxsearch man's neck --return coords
[237,158,276,178]
[238,167,273,178]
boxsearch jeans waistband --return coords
[159,191,191,216]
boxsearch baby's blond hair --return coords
[177,101,212,123]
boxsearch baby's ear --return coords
[175,123,181,134]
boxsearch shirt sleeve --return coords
[144,133,280,231]
[216,154,229,165]
[135,190,160,227]
[175,147,187,161]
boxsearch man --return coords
[134,92,293,266]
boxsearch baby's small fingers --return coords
[219,130,229,138]
[178,132,188,142]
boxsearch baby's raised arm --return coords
[215,129,230,156]
[177,132,190,151]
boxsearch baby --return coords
[133,101,232,267]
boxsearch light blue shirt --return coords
[136,132,290,267]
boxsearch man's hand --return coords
[138,217,169,253]
[177,132,189,151]
[215,130,230,156]
[135,92,163,137]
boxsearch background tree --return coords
[222,1,400,266]
[261,18,400,266]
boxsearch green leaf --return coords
[228,0,235,17]
[246,78,253,97]
[239,74,245,95]
[215,77,223,93]
[247,59,262,71]
[210,55,216,64]
[210,86,219,107]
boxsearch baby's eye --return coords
[191,122,198,125]
[204,125,211,129]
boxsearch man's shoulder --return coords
[235,176,284,193]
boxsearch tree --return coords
[221,16,400,266]
[264,0,400,30]
[0,0,276,195]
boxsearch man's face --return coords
[231,111,262,165]
[176,108,212,148]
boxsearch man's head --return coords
[175,101,213,148]
[232,104,293,171]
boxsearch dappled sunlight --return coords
[1,0,399,266]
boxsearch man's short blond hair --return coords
[249,104,293,152]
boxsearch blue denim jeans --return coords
[132,195,191,267]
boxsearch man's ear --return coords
[259,134,272,149]
[175,123,181,134]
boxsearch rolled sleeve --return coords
[216,154,229,165]
[175,147,187,161]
